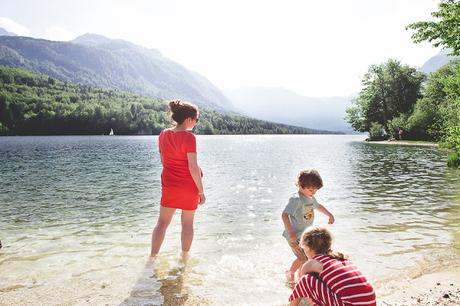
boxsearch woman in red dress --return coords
[150,100,206,258]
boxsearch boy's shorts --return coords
[287,239,307,261]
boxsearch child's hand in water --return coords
[328,215,335,224]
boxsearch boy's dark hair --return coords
[297,169,323,189]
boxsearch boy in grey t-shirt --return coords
[281,169,335,283]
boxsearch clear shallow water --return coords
[0,135,459,305]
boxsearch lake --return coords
[0,135,459,305]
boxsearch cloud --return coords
[43,26,76,41]
[0,17,30,36]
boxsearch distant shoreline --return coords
[0,133,350,137]
[365,140,438,147]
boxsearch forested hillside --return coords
[0,66,328,135]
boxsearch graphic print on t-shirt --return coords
[303,206,314,221]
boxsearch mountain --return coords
[0,27,16,36]
[225,87,354,133]
[421,49,459,73]
[0,33,233,110]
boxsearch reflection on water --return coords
[348,142,460,254]
[121,255,207,306]
[0,135,459,305]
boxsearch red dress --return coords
[159,129,199,210]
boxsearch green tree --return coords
[346,59,425,137]
[407,0,460,56]
[405,61,458,140]
[406,1,460,167]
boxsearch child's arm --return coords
[298,259,323,277]
[291,260,324,305]
[317,204,335,224]
[290,298,301,306]
[282,212,298,241]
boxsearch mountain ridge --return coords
[421,49,459,73]
[0,33,233,110]
[0,27,17,36]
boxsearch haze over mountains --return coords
[226,87,355,133]
[226,50,459,133]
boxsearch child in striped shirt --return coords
[289,227,376,306]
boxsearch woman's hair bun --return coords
[168,99,199,124]
[169,100,182,113]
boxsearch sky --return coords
[0,0,442,97]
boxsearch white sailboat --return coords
[109,128,114,136]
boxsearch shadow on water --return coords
[120,256,208,306]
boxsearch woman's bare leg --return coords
[180,209,196,253]
[150,206,176,256]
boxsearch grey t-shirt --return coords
[282,192,320,240]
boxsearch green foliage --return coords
[368,122,386,140]
[406,96,441,140]
[413,58,460,168]
[407,59,460,141]
[0,122,8,133]
[447,151,460,168]
[443,126,460,152]
[346,59,425,135]
[388,114,409,139]
[0,65,319,135]
[345,105,366,132]
[407,0,460,56]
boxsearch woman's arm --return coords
[187,152,205,204]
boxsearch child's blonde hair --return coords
[300,227,347,261]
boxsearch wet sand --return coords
[1,267,459,305]
[380,268,460,306]
[0,255,209,306]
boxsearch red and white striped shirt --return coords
[289,254,376,306]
